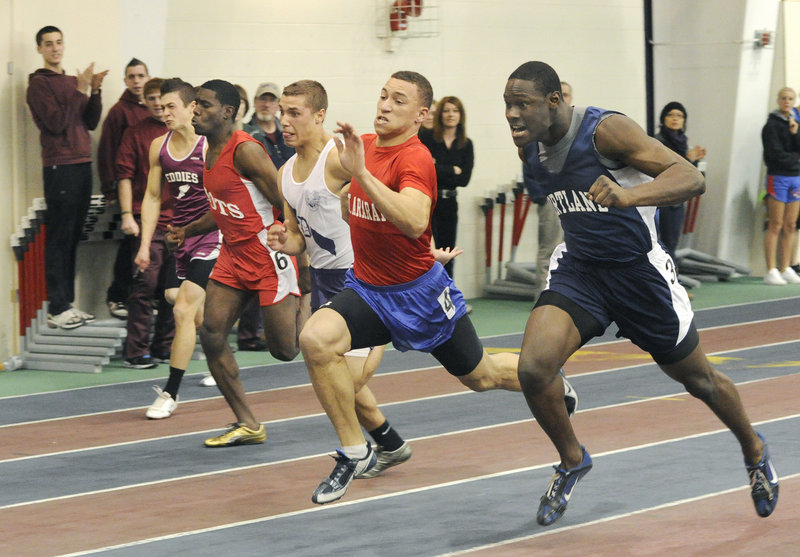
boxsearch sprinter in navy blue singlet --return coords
[505,61,779,527]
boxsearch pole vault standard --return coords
[480,192,494,285]
[496,187,506,281]
[673,163,750,285]
[482,179,539,300]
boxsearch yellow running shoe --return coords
[204,423,266,447]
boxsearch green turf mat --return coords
[1,276,798,397]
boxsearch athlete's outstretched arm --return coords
[588,114,704,209]
[334,121,431,239]
[234,141,283,208]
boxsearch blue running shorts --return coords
[342,263,467,353]
[766,174,800,204]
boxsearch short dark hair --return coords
[36,26,61,46]
[509,61,562,98]
[126,57,149,75]
[200,79,241,114]
[391,71,433,109]
[283,80,328,112]
[143,77,164,98]
[160,78,195,106]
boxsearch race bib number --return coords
[437,286,456,319]
[272,251,290,271]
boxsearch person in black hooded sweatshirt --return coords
[653,102,706,261]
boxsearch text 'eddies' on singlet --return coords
[159,131,210,228]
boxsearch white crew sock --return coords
[342,443,368,459]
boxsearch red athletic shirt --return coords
[348,134,436,285]
[203,130,280,245]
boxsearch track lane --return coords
[2,373,797,557]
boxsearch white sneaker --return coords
[72,307,96,324]
[47,308,85,329]
[780,267,800,284]
[145,386,178,419]
[199,373,217,387]
[764,268,787,285]
[107,301,128,319]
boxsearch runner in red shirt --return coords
[302,71,576,505]
[172,79,308,447]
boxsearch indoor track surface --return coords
[1,296,798,556]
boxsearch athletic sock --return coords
[163,367,185,399]
[368,420,404,452]
[342,444,369,460]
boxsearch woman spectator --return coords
[654,102,706,263]
[761,87,800,285]
[233,84,249,130]
[419,96,473,277]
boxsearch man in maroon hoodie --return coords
[26,25,108,329]
[98,58,151,320]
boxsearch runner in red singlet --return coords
[170,79,308,447]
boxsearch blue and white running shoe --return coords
[747,432,779,518]
[537,446,592,526]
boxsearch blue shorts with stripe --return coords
[766,174,800,204]
[309,267,348,311]
[539,243,697,363]
[341,262,467,353]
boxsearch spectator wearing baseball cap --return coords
[243,81,295,169]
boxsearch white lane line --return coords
[3,301,797,401]
[2,366,797,465]
[53,420,800,557]
[4,329,799,431]
[437,469,800,556]
[0,365,444,428]
[3,393,797,511]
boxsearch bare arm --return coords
[269,201,307,255]
[234,141,282,208]
[133,138,166,270]
[266,168,307,255]
[182,212,218,238]
[138,138,165,252]
[339,183,351,224]
[334,121,430,238]
[587,114,705,208]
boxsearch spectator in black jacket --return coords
[419,96,473,277]
[761,87,800,285]
[653,102,706,263]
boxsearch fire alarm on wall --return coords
[754,29,774,48]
